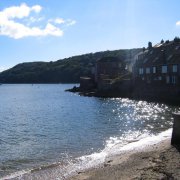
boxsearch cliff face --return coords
[0,49,141,83]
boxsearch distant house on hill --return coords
[95,57,125,82]
[133,40,180,103]
[94,57,127,90]
[78,56,127,91]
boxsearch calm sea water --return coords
[0,84,179,179]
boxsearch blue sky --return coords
[0,0,180,71]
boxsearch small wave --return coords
[65,128,172,178]
[0,170,31,180]
[0,162,66,180]
[0,139,8,144]
[60,128,172,179]
[0,129,172,180]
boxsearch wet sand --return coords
[68,138,180,180]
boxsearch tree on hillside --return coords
[174,37,180,43]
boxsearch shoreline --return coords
[1,130,179,180]
[66,87,180,106]
[1,131,180,180]
[68,134,180,180]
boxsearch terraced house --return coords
[133,39,180,103]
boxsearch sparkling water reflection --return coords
[0,84,179,178]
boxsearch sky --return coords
[0,0,180,71]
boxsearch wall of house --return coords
[80,77,95,91]
[95,61,123,80]
[132,41,180,104]
[134,64,180,86]
[133,83,180,104]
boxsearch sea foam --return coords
[0,129,172,180]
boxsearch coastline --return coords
[66,86,180,106]
[1,129,180,180]
[68,132,180,180]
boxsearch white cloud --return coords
[48,18,76,27]
[176,21,180,26]
[1,3,41,19]
[0,20,63,39]
[54,18,65,24]
[0,3,67,39]
[66,19,76,26]
[29,16,44,23]
[32,5,42,13]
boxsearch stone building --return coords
[79,77,95,91]
[133,40,180,103]
[94,57,126,90]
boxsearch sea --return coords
[0,84,179,180]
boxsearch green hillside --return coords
[0,49,141,83]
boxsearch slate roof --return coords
[135,41,180,67]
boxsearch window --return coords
[153,67,156,73]
[162,65,167,73]
[166,76,170,84]
[172,76,177,84]
[172,65,178,73]
[158,76,162,80]
[146,67,150,74]
[139,68,144,75]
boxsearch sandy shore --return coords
[68,138,180,180]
